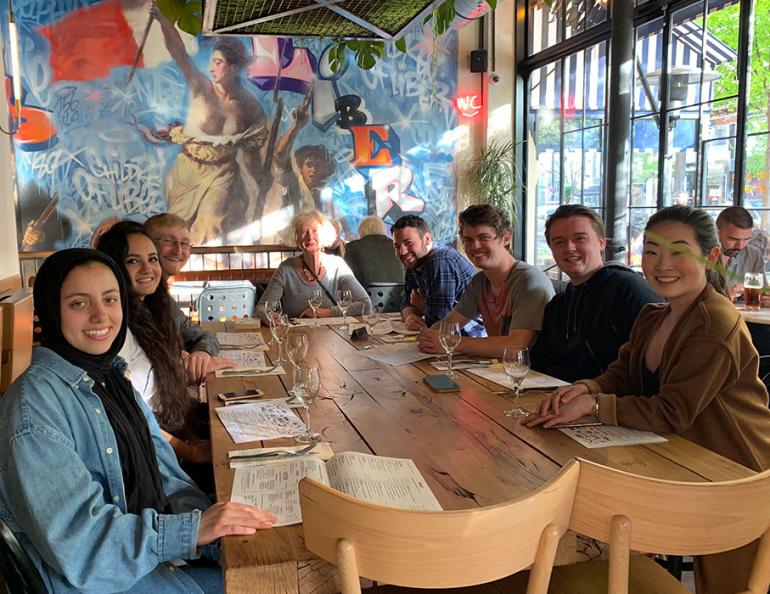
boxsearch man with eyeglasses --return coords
[392,215,478,331]
[145,213,221,381]
[417,205,554,357]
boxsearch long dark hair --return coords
[645,206,729,298]
[96,221,192,432]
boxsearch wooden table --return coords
[206,322,754,594]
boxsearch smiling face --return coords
[150,224,191,276]
[548,215,606,284]
[60,262,122,355]
[718,222,753,258]
[460,224,512,270]
[642,220,719,306]
[298,219,323,254]
[393,227,432,269]
[125,233,162,299]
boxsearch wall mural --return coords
[2,0,463,251]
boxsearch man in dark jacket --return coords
[530,205,662,382]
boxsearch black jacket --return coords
[531,265,662,382]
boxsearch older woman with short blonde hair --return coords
[257,210,371,320]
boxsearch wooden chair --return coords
[298,459,580,594]
[545,458,770,594]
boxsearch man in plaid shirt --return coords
[392,215,477,331]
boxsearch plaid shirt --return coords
[401,245,477,326]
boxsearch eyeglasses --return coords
[156,237,193,249]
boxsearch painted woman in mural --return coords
[151,3,269,244]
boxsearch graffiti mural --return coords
[3,0,462,250]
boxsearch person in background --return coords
[0,248,274,593]
[417,205,554,358]
[256,210,371,320]
[97,222,226,490]
[145,212,226,383]
[530,205,661,382]
[344,215,405,286]
[89,216,121,248]
[392,215,477,331]
[716,205,765,299]
[325,219,346,258]
[526,205,770,594]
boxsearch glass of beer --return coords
[744,272,764,310]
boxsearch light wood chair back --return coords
[298,459,579,594]
[568,458,770,594]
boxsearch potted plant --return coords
[460,139,519,222]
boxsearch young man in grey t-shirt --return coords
[417,205,554,358]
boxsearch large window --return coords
[519,0,757,266]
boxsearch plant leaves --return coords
[157,0,183,23]
[328,42,347,74]
[395,37,407,53]
[177,1,202,35]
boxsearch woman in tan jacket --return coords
[526,205,770,593]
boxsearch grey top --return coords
[725,244,765,287]
[256,253,372,321]
[344,234,405,286]
[173,305,220,355]
[455,260,555,334]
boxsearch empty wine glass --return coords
[503,345,530,419]
[362,303,380,349]
[264,300,282,345]
[294,363,322,443]
[308,289,324,328]
[286,332,308,403]
[336,289,352,331]
[271,314,290,366]
[438,321,462,379]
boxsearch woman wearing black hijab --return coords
[0,249,274,593]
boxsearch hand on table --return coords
[523,384,594,428]
[184,351,211,383]
[298,307,332,318]
[730,282,744,303]
[197,502,276,546]
[417,327,443,353]
[207,356,238,375]
[404,313,427,331]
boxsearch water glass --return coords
[286,332,309,401]
[438,321,462,379]
[362,303,380,349]
[308,289,324,327]
[502,345,530,419]
[744,272,763,311]
[271,314,290,365]
[264,300,282,345]
[294,363,322,443]
[336,289,352,331]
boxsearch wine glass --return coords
[503,346,530,419]
[263,300,282,345]
[286,332,308,403]
[361,303,380,349]
[270,314,290,366]
[294,363,322,443]
[438,321,462,379]
[308,289,324,328]
[336,289,352,331]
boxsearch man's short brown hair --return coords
[458,204,511,238]
[544,204,605,246]
[716,206,754,231]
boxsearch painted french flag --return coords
[37,0,197,83]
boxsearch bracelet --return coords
[591,394,600,418]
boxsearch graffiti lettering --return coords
[369,166,424,222]
[350,125,401,168]
[335,95,368,130]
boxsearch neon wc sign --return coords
[454,94,482,118]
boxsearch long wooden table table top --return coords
[205,321,754,594]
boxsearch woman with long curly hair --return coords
[97,221,210,472]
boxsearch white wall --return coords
[0,26,20,282]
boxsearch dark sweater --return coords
[344,234,405,286]
[530,265,662,382]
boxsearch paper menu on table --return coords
[558,425,667,449]
[468,366,569,390]
[221,349,267,369]
[216,332,268,350]
[291,316,349,326]
[230,452,442,526]
[215,401,306,443]
[362,343,435,366]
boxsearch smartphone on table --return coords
[423,374,460,392]
[217,389,264,403]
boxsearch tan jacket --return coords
[581,284,770,473]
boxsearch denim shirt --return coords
[0,348,213,593]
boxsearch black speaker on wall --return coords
[470,49,488,73]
